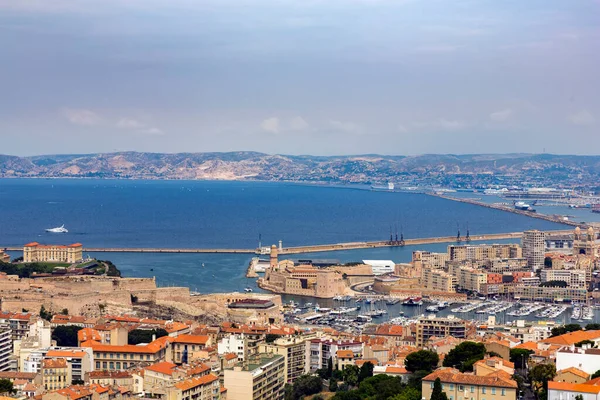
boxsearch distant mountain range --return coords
[2,152,600,186]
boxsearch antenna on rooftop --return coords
[466,223,471,243]
[456,223,462,243]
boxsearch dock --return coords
[2,229,573,255]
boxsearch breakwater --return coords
[2,229,573,255]
[429,193,581,226]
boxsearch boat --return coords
[45,224,68,233]
[244,287,253,292]
[426,305,439,313]
[403,297,423,306]
[593,205,600,214]
[514,201,536,212]
[386,298,400,305]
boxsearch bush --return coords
[128,328,168,345]
[52,326,83,347]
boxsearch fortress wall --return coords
[116,278,156,291]
[0,280,33,291]
[153,287,190,301]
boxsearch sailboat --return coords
[46,224,68,233]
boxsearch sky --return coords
[0,0,599,156]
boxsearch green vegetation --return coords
[98,260,121,277]
[550,324,582,337]
[575,340,595,348]
[265,333,281,343]
[40,305,52,321]
[592,369,600,379]
[544,257,552,268]
[430,378,448,400]
[285,375,323,400]
[331,374,419,400]
[529,363,556,400]
[0,379,15,395]
[128,328,169,345]
[52,325,83,347]
[405,350,439,373]
[0,261,57,278]
[442,341,486,372]
[587,323,600,330]
[510,348,534,369]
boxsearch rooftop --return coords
[424,368,517,389]
[237,353,284,372]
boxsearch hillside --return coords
[1,152,599,188]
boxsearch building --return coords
[0,311,32,341]
[165,374,221,400]
[416,315,467,347]
[171,335,211,364]
[546,235,574,252]
[45,349,93,383]
[309,339,363,371]
[0,250,9,263]
[556,347,600,375]
[261,261,346,299]
[513,286,587,302]
[412,251,449,269]
[422,268,456,292]
[448,244,522,262]
[223,353,285,400]
[258,336,308,383]
[541,269,587,289]
[574,227,600,257]
[23,242,83,263]
[42,358,71,391]
[548,381,600,400]
[218,334,248,362]
[555,367,591,384]
[0,324,11,371]
[422,368,518,400]
[81,337,171,371]
[362,260,395,275]
[522,230,546,271]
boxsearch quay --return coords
[2,229,573,255]
[429,193,582,226]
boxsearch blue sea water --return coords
[0,179,568,294]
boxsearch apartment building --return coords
[423,368,518,400]
[0,311,32,341]
[0,324,12,371]
[416,315,467,347]
[23,242,83,263]
[224,353,285,400]
[448,244,522,262]
[448,264,487,293]
[171,335,211,364]
[45,349,93,382]
[258,336,308,383]
[166,374,221,400]
[422,268,456,292]
[412,251,449,269]
[309,339,363,371]
[541,269,587,289]
[218,334,247,362]
[42,358,71,391]
[81,337,171,371]
[522,230,546,271]
[513,286,587,302]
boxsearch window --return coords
[482,388,486,394]
[501,389,505,396]
[431,383,435,389]
[492,388,496,395]
[470,386,474,393]
[96,362,100,369]
[450,384,454,390]
[109,362,114,369]
[459,386,465,391]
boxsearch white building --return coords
[556,347,600,374]
[548,381,600,400]
[217,334,247,362]
[0,324,12,371]
[522,230,546,271]
[541,269,587,289]
[363,260,395,275]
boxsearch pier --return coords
[429,193,582,226]
[2,229,573,255]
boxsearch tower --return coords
[522,230,546,271]
[270,245,279,270]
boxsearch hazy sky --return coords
[1,0,598,156]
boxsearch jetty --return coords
[2,229,573,255]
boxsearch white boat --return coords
[244,287,253,292]
[46,224,68,233]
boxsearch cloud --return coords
[397,124,409,133]
[117,117,163,135]
[569,110,595,126]
[414,119,467,131]
[415,45,459,54]
[289,116,309,131]
[117,118,145,129]
[489,109,513,122]
[329,119,360,133]
[260,117,280,134]
[63,108,101,126]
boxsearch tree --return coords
[592,369,600,380]
[52,325,82,347]
[510,348,534,370]
[443,341,486,372]
[529,363,556,396]
[0,379,14,394]
[405,350,439,373]
[358,375,405,400]
[430,378,448,400]
[128,328,169,345]
[265,333,281,343]
[408,370,429,390]
[575,395,583,400]
[327,357,334,379]
[550,324,582,337]
[575,340,595,348]
[587,324,600,331]
[329,379,338,392]
[40,305,52,321]
[61,308,69,315]
[389,387,422,400]
[291,375,322,400]
[358,362,374,383]
[343,365,359,387]
[544,257,552,268]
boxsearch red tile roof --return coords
[424,368,517,389]
[174,374,219,391]
[549,381,600,394]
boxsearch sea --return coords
[2,178,593,323]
